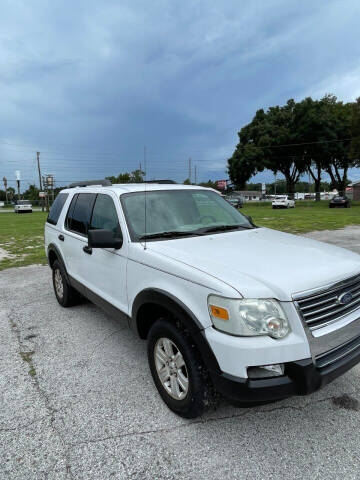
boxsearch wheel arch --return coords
[131,288,221,374]
[47,244,70,283]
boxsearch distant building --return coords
[232,190,262,202]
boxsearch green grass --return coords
[0,212,48,270]
[1,202,360,271]
[243,201,360,234]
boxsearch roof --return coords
[62,183,214,195]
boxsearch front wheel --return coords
[147,319,216,418]
[52,260,81,307]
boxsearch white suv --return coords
[272,195,295,209]
[45,180,360,418]
[14,200,32,213]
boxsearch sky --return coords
[1,0,360,191]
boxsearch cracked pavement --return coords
[1,227,360,479]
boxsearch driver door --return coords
[81,192,128,315]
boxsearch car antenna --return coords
[143,145,147,250]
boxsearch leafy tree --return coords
[23,184,40,201]
[7,187,15,200]
[320,99,354,193]
[183,178,191,185]
[228,100,307,198]
[107,169,145,184]
[350,97,360,163]
[198,180,221,190]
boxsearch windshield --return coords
[121,189,253,241]
[17,200,31,205]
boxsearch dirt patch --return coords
[332,394,360,411]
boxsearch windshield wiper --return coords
[138,230,202,240]
[199,224,253,234]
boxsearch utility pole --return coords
[37,152,44,211]
[15,170,21,200]
[194,164,197,184]
[3,177,8,204]
[188,157,192,183]
[274,173,277,196]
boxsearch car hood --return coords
[147,227,360,301]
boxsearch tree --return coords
[106,169,145,184]
[321,100,354,193]
[350,97,360,163]
[7,187,15,200]
[198,180,220,190]
[228,100,307,198]
[23,184,40,201]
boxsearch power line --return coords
[242,138,352,150]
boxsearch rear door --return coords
[81,192,128,314]
[61,192,96,281]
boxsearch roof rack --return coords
[68,179,112,188]
[144,180,177,184]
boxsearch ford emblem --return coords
[338,292,353,305]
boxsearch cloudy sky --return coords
[1,0,360,190]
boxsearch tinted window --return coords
[47,193,69,225]
[90,194,122,238]
[66,193,96,235]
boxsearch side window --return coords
[90,194,122,238]
[65,193,96,236]
[47,193,69,225]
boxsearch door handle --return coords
[58,234,64,241]
[83,245,92,255]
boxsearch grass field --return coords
[1,202,360,270]
[0,212,48,270]
[243,201,360,234]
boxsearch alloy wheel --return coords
[154,337,189,400]
[54,269,64,299]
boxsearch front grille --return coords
[294,273,360,331]
[316,335,360,369]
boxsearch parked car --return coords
[14,200,32,213]
[45,180,360,418]
[329,195,350,208]
[226,196,243,208]
[272,195,295,209]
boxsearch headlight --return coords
[208,295,290,339]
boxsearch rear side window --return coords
[47,193,69,225]
[90,194,122,238]
[65,193,96,235]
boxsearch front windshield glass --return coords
[18,200,31,205]
[121,189,253,241]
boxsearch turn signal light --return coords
[210,305,229,321]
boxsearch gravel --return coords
[1,227,360,479]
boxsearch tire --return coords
[52,259,81,307]
[147,319,216,418]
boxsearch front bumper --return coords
[210,335,360,404]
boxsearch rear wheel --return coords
[147,319,216,418]
[52,260,81,307]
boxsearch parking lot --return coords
[1,227,360,479]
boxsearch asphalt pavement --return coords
[1,227,360,479]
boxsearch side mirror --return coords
[88,229,123,250]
